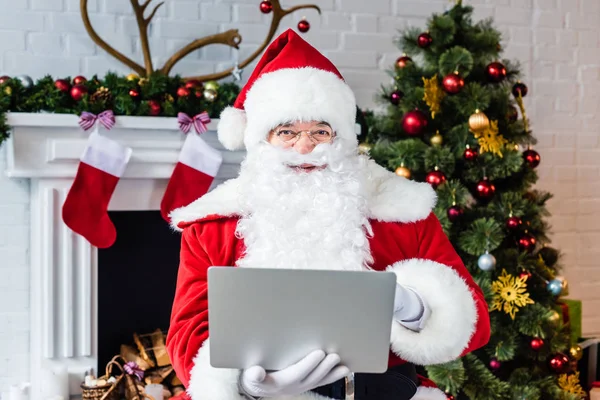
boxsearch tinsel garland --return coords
[0,72,241,146]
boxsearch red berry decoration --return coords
[489,358,501,371]
[426,169,446,189]
[298,19,310,33]
[507,105,519,122]
[148,100,161,116]
[475,178,496,200]
[396,55,412,68]
[177,86,190,97]
[442,72,464,94]
[0,75,10,84]
[73,75,87,85]
[259,0,273,13]
[417,32,433,48]
[70,84,88,101]
[519,270,532,281]
[486,61,507,82]
[401,109,428,136]
[54,79,71,93]
[184,79,202,90]
[512,81,528,97]
[530,337,544,351]
[523,149,541,168]
[463,146,478,161]
[447,205,464,222]
[506,216,522,230]
[518,233,536,253]
[129,89,140,98]
[390,90,403,105]
[549,353,570,373]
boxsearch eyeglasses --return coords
[272,127,335,145]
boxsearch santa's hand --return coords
[239,350,349,398]
[394,283,427,328]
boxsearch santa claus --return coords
[166,29,490,400]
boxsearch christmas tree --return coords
[362,2,585,399]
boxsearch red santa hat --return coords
[217,28,358,151]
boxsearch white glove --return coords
[394,283,427,330]
[239,350,349,398]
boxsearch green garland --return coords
[0,72,241,146]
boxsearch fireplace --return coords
[4,112,245,400]
[97,210,180,372]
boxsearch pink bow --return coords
[124,361,144,381]
[178,111,211,134]
[79,110,115,131]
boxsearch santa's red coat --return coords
[166,159,491,400]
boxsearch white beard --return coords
[235,140,373,271]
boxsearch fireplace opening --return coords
[97,210,181,373]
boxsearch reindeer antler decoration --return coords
[81,0,321,83]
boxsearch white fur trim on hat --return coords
[217,106,247,151]
[242,67,357,151]
[387,258,479,365]
[411,387,447,400]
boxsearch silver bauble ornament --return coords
[477,252,496,271]
[16,75,33,89]
[547,279,563,296]
[203,88,218,102]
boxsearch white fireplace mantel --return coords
[4,112,245,400]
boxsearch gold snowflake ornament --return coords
[490,269,534,320]
[422,74,445,119]
[473,120,508,158]
[558,372,586,398]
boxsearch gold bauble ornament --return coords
[4,86,12,95]
[430,131,443,146]
[569,345,583,361]
[555,275,569,297]
[395,165,411,179]
[204,80,219,91]
[126,73,139,81]
[469,109,490,133]
[548,310,561,324]
[358,143,372,155]
[203,88,218,102]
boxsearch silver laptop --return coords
[207,267,397,373]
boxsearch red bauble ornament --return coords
[507,105,519,122]
[475,178,496,200]
[489,358,501,370]
[512,81,528,97]
[298,19,310,33]
[463,146,478,161]
[72,75,87,85]
[129,89,140,98]
[259,0,273,13]
[417,32,433,48]
[486,62,507,82]
[523,149,541,168]
[506,216,522,230]
[446,395,455,400]
[519,270,532,281]
[530,337,544,351]
[54,79,71,93]
[442,72,464,94]
[447,205,464,222]
[518,233,536,253]
[390,90,402,105]
[401,109,427,136]
[184,79,202,90]
[426,169,446,189]
[177,86,191,97]
[549,353,570,373]
[0,75,10,84]
[148,100,161,116]
[396,55,412,68]
[70,84,87,101]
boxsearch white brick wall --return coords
[0,0,598,391]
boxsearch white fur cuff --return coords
[387,258,478,365]
[412,387,448,400]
